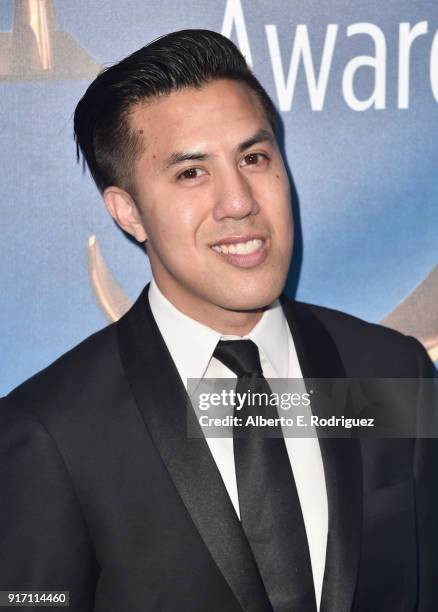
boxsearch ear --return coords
[103,186,147,243]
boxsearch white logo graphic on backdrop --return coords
[222,0,438,111]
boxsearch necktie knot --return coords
[213,339,264,378]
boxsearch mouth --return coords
[209,235,269,269]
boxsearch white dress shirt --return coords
[148,278,328,608]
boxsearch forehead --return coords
[128,79,271,158]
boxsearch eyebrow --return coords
[162,128,275,171]
[237,128,275,153]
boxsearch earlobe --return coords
[103,186,148,243]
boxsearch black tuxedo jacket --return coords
[1,285,437,612]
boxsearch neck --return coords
[153,279,266,337]
[195,304,265,337]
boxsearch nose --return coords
[212,166,260,222]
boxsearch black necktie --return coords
[213,339,317,612]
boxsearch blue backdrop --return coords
[1,0,437,394]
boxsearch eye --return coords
[177,167,207,180]
[240,152,270,168]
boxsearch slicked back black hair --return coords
[73,29,278,196]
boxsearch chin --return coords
[217,280,284,313]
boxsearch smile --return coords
[210,237,268,269]
[211,238,263,255]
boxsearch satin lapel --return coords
[116,285,272,612]
[280,295,363,612]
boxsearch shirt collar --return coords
[244,300,289,378]
[148,278,290,386]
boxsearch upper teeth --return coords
[211,239,263,255]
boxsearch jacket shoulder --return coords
[2,322,122,423]
[292,299,432,377]
[297,299,407,343]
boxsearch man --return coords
[1,29,437,612]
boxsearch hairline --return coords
[119,77,277,199]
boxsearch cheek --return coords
[263,177,292,232]
[147,195,205,252]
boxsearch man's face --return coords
[127,78,293,321]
